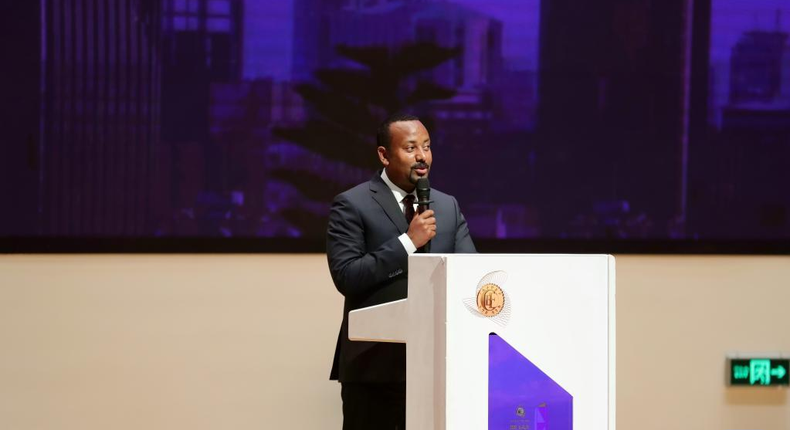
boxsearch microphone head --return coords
[416,178,430,201]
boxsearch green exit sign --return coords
[728,358,789,387]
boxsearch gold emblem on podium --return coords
[462,270,512,326]
[476,283,505,317]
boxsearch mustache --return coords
[411,162,429,170]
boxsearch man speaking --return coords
[326,113,476,429]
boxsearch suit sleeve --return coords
[452,196,477,253]
[326,193,409,297]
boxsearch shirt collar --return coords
[381,169,414,203]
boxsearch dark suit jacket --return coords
[327,171,476,383]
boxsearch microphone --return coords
[415,178,433,253]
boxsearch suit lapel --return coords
[369,172,409,234]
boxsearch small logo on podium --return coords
[509,404,531,429]
[462,270,512,326]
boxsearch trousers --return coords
[341,382,406,430]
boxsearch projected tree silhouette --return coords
[272,42,461,236]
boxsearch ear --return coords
[377,146,389,167]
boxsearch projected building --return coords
[536,0,691,238]
[729,31,790,104]
[696,29,790,239]
[291,0,348,82]
[2,0,163,235]
[157,0,244,233]
[160,0,244,144]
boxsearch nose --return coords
[415,147,426,161]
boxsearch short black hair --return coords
[376,113,421,149]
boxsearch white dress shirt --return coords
[381,169,418,254]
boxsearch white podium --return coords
[349,254,615,430]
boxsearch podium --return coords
[349,254,616,430]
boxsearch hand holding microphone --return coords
[406,178,434,252]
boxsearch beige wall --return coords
[0,254,788,430]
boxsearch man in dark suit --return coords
[327,113,476,430]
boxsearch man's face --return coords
[378,120,432,192]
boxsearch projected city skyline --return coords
[2,0,789,244]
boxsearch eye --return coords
[406,146,415,152]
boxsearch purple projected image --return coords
[489,333,572,430]
[2,0,789,245]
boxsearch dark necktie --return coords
[402,194,416,224]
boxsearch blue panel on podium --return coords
[489,333,573,430]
